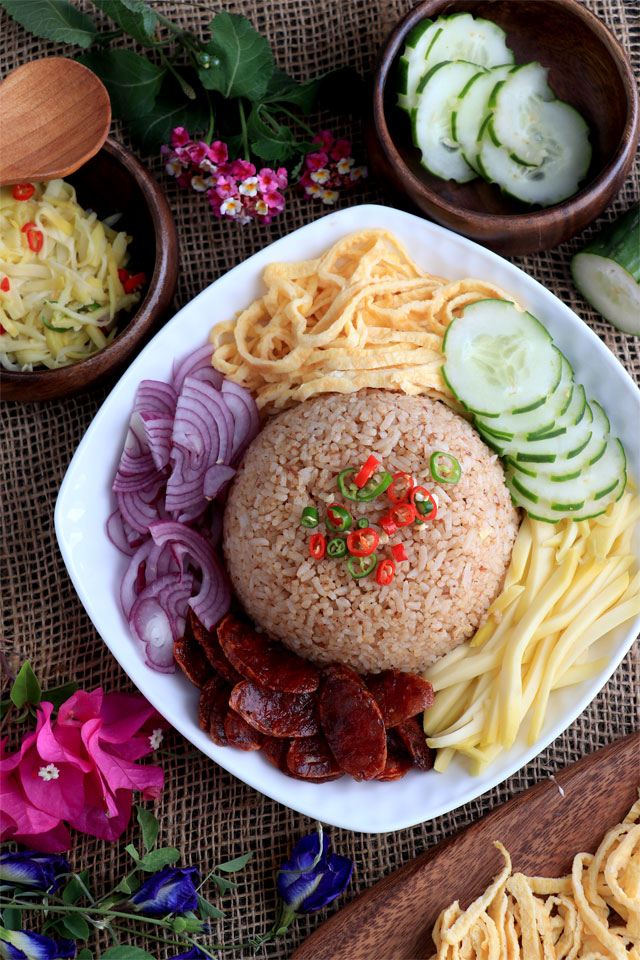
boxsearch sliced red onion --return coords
[130,573,195,672]
[134,379,177,418]
[120,539,179,619]
[140,413,173,471]
[149,521,231,631]
[107,510,139,556]
[121,538,155,617]
[172,343,223,395]
[203,463,236,500]
[113,413,161,493]
[116,475,164,535]
[221,380,260,463]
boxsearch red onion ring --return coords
[172,343,223,395]
[130,573,195,672]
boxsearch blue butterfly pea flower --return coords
[129,866,199,916]
[277,828,353,915]
[0,852,70,895]
[0,928,75,960]
[168,949,208,960]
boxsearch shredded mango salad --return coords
[0,180,141,371]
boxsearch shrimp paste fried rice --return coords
[223,390,519,674]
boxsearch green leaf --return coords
[62,913,90,939]
[10,662,41,710]
[128,85,209,151]
[2,907,21,930]
[77,951,94,960]
[125,843,140,862]
[199,12,273,100]
[251,133,298,163]
[0,0,97,47]
[42,680,79,712]
[215,852,253,873]
[136,804,159,853]
[138,847,180,872]
[209,873,237,895]
[91,0,156,44]
[115,869,141,895]
[197,893,226,920]
[61,870,91,905]
[262,69,320,113]
[77,50,165,120]
[102,949,155,959]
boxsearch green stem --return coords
[275,104,315,137]
[238,100,250,161]
[159,51,197,100]
[0,897,173,929]
[106,924,121,945]
[109,923,200,951]
[206,93,215,146]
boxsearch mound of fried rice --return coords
[222,390,519,674]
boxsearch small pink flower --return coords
[238,176,259,198]
[187,141,211,165]
[176,171,192,189]
[257,168,281,194]
[275,167,288,189]
[191,175,209,192]
[220,197,243,218]
[312,130,335,152]
[255,199,270,217]
[171,127,191,148]
[215,174,238,199]
[321,188,340,205]
[350,165,368,182]
[264,190,285,212]
[230,159,256,180]
[207,189,223,217]
[330,138,352,160]
[305,151,328,172]
[210,140,229,165]
[310,168,331,185]
[305,183,323,197]
[336,157,354,175]
[165,158,183,177]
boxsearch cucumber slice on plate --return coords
[489,62,555,166]
[412,60,483,182]
[397,18,438,113]
[423,12,513,77]
[452,64,515,172]
[508,400,610,480]
[478,100,591,206]
[571,205,640,336]
[442,299,561,417]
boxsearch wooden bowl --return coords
[1,137,178,401]
[369,0,639,255]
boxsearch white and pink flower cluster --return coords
[161,127,288,224]
[298,130,368,204]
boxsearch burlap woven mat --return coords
[1,1,638,956]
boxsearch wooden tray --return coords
[292,732,639,960]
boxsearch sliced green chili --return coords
[300,506,319,528]
[356,516,370,529]
[42,316,72,332]
[326,503,353,533]
[347,553,377,579]
[327,536,347,558]
[337,468,360,501]
[78,301,102,313]
[430,451,461,484]
[355,471,392,502]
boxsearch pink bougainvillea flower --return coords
[312,130,335,152]
[0,689,166,852]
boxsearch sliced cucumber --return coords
[442,299,561,417]
[475,353,573,441]
[490,62,555,166]
[412,60,482,182]
[478,100,591,206]
[397,18,438,113]
[423,13,513,77]
[452,64,515,172]
[509,400,610,480]
[571,205,640,336]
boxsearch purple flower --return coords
[0,851,69,894]
[168,950,208,960]
[0,929,75,959]
[277,829,352,914]
[129,865,199,916]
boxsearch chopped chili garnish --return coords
[118,268,130,283]
[326,503,353,533]
[411,486,437,520]
[0,324,5,334]
[354,455,380,489]
[309,533,326,559]
[376,559,395,586]
[21,221,36,233]
[26,228,44,253]
[13,183,35,201]
[327,536,347,558]
[379,514,398,537]
[356,471,392,502]
[123,272,146,294]
[389,502,416,527]
[347,553,377,579]
[0,278,9,293]
[346,527,379,557]
[391,543,408,563]
[388,472,414,504]
[356,516,370,529]
[430,451,461,484]
[300,506,319,528]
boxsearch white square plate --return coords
[55,204,640,833]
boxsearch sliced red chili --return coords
[123,272,146,293]
[388,472,414,504]
[118,268,130,283]
[21,221,36,233]
[389,502,416,527]
[309,533,326,559]
[391,543,408,563]
[376,559,395,586]
[0,324,5,334]
[354,455,380,489]
[13,184,35,201]
[326,502,352,533]
[410,486,437,521]
[379,514,398,537]
[0,278,9,293]
[346,527,379,557]
[26,228,44,253]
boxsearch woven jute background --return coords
[1,1,638,956]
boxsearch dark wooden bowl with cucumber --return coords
[369,0,639,255]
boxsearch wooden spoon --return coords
[0,57,111,186]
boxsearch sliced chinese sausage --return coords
[229,681,319,738]
[190,611,243,685]
[318,667,386,781]
[199,676,220,731]
[261,735,291,773]
[223,708,263,751]
[173,635,214,688]
[217,614,319,693]
[205,675,232,747]
[395,716,434,771]
[376,729,414,782]
[321,660,366,687]
[287,734,343,780]
[365,670,434,727]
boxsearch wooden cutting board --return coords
[292,732,639,960]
